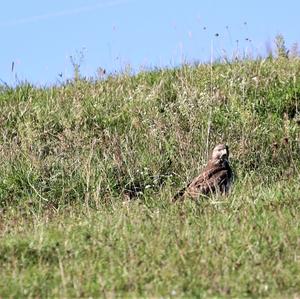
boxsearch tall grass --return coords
[0,57,300,298]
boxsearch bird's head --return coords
[211,144,229,162]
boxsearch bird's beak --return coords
[220,149,228,161]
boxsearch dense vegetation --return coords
[0,57,300,298]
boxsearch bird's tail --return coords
[172,187,186,202]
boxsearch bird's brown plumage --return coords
[173,144,233,201]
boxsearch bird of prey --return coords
[173,144,233,201]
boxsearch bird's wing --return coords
[188,161,226,185]
[172,160,232,201]
[173,161,223,201]
[186,164,229,196]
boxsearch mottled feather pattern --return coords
[173,144,233,201]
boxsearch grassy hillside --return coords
[0,58,300,298]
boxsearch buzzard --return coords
[173,144,233,201]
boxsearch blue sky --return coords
[1,0,299,85]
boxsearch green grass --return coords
[0,57,300,298]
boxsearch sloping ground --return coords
[0,58,300,297]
